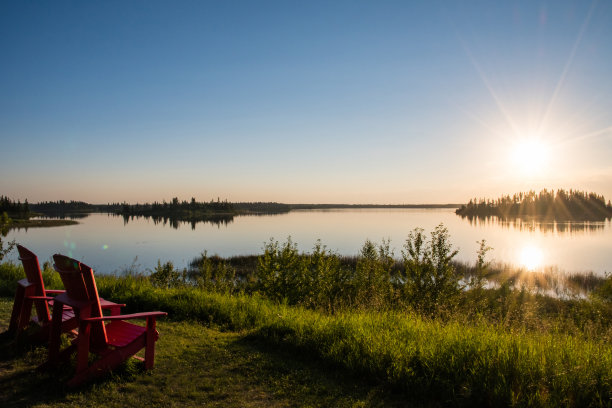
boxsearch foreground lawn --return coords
[91,279,612,407]
[0,298,410,408]
[1,260,611,407]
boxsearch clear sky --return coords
[1,0,611,204]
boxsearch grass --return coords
[2,259,612,407]
[37,278,612,406]
[0,298,411,408]
[97,283,612,406]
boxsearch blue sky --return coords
[1,0,611,204]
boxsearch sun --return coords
[509,137,550,176]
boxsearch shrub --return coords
[149,260,186,288]
[0,235,15,262]
[352,239,394,310]
[302,240,348,313]
[191,251,237,294]
[256,237,304,304]
[401,224,460,315]
[593,273,612,303]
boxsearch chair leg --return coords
[8,286,26,332]
[75,320,92,375]
[12,285,36,336]
[18,297,33,330]
[47,302,66,368]
[37,342,77,372]
[144,317,157,369]
[68,346,135,387]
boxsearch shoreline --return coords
[3,219,79,230]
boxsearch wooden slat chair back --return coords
[18,244,50,320]
[50,255,88,301]
[8,245,76,337]
[47,254,167,387]
[52,254,107,347]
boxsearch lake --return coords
[4,209,612,275]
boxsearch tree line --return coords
[456,189,612,221]
[117,197,234,216]
[0,195,295,229]
[0,196,31,219]
[21,198,291,217]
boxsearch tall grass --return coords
[253,310,612,406]
[100,277,612,406]
[2,261,612,406]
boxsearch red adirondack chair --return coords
[47,254,166,387]
[8,245,122,340]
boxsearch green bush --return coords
[303,241,350,313]
[190,251,238,294]
[352,239,394,310]
[401,224,460,314]
[593,273,612,303]
[0,234,15,262]
[149,260,186,288]
[0,261,23,296]
[256,237,304,304]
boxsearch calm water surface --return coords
[5,209,611,275]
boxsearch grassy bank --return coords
[93,281,612,406]
[1,261,611,407]
[0,298,407,408]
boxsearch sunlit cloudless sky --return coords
[1,0,611,204]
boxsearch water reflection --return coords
[30,210,610,236]
[519,245,543,271]
[114,213,235,229]
[36,212,90,220]
[458,214,607,235]
[115,210,328,230]
[4,209,611,275]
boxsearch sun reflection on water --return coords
[519,245,544,271]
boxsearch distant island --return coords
[1,196,77,234]
[2,196,462,230]
[455,189,612,221]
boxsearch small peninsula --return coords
[455,189,612,221]
[1,196,78,234]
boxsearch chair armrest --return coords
[99,298,126,309]
[81,311,167,322]
[45,289,65,295]
[25,295,54,300]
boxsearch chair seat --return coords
[105,320,158,348]
[61,309,76,321]
[46,299,77,321]
[49,297,122,315]
[32,308,75,324]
